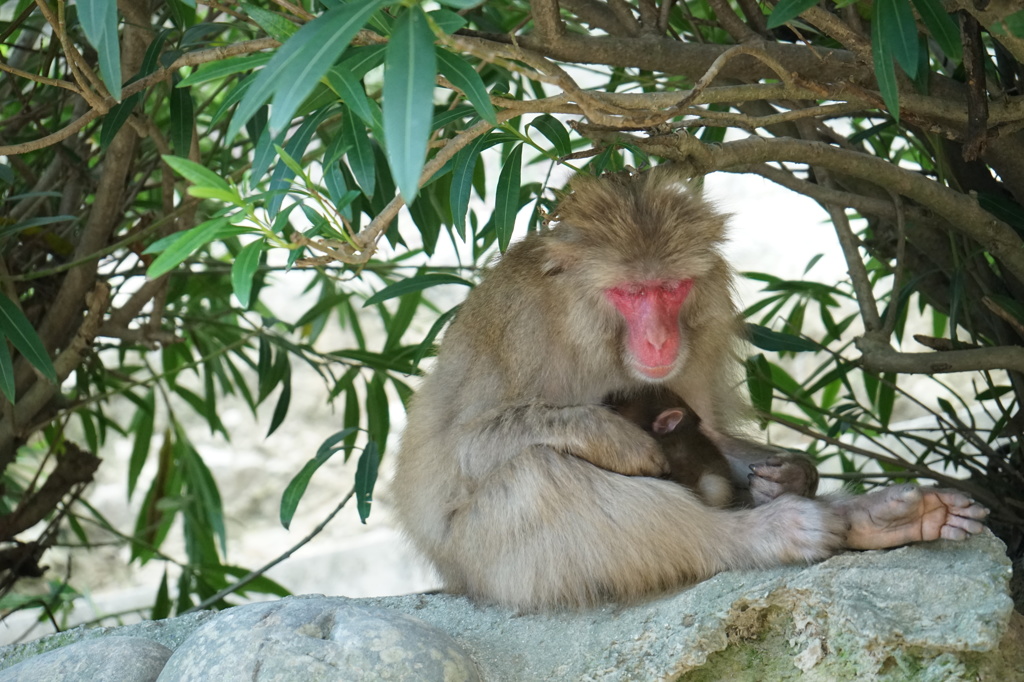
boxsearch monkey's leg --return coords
[708,433,819,505]
[457,403,669,479]
[831,485,989,550]
[444,446,845,611]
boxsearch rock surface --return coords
[0,531,1019,681]
[0,636,171,682]
[157,599,480,681]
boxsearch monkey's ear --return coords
[540,230,582,276]
[652,409,685,435]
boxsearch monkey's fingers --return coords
[940,526,970,541]
[930,490,990,518]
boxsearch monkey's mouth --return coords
[633,362,675,380]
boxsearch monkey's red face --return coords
[604,279,693,380]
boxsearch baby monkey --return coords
[606,388,734,507]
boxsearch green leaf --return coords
[280,427,358,528]
[450,134,491,238]
[266,367,291,437]
[230,0,388,140]
[169,81,194,155]
[241,3,299,41]
[355,441,380,523]
[383,6,438,203]
[436,48,497,125]
[182,440,226,556]
[127,390,156,499]
[325,69,377,133]
[745,354,774,418]
[765,0,818,29]
[341,106,376,197]
[364,273,472,306]
[747,323,818,353]
[0,294,57,383]
[79,0,122,100]
[436,0,481,8]
[231,241,264,308]
[0,216,76,240]
[145,216,231,278]
[877,373,896,427]
[871,4,901,122]
[152,570,171,621]
[428,8,467,34]
[495,143,524,252]
[0,335,14,403]
[910,0,962,63]
[162,155,231,192]
[877,0,920,79]
[100,94,142,148]
[176,53,273,88]
[529,114,571,157]
[412,304,459,368]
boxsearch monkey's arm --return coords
[456,403,669,480]
[709,434,819,505]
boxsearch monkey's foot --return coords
[748,454,820,506]
[835,484,989,551]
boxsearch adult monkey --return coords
[392,168,988,611]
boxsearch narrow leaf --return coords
[127,390,156,499]
[229,0,388,140]
[745,354,774,418]
[145,216,231,278]
[383,6,438,202]
[162,155,231,192]
[530,114,571,157]
[871,4,901,122]
[341,106,376,197]
[428,8,467,34]
[766,0,819,29]
[0,335,14,403]
[169,81,194,155]
[177,53,273,88]
[877,0,920,78]
[412,304,459,368]
[241,3,299,41]
[266,369,291,437]
[911,0,962,63]
[436,48,497,125]
[355,441,380,523]
[450,134,491,237]
[100,94,142,148]
[0,295,57,382]
[231,241,264,308]
[495,143,524,252]
[79,0,122,100]
[746,323,819,353]
[364,273,472,306]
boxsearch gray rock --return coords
[155,597,481,681]
[0,636,170,682]
[361,531,1022,681]
[0,532,1018,681]
[0,610,214,673]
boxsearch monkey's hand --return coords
[574,413,670,478]
[748,453,819,506]
[834,484,990,550]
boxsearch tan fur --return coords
[391,168,845,611]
